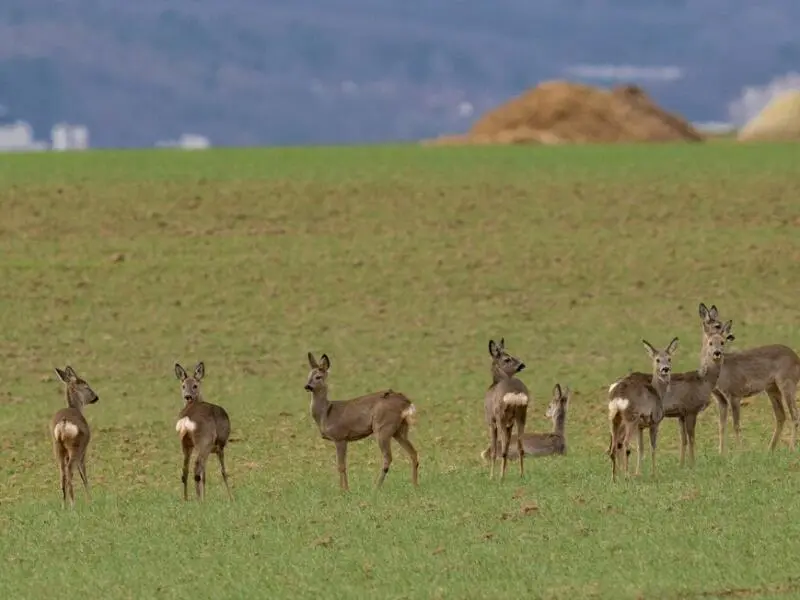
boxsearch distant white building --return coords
[51,123,90,151]
[0,120,48,152]
[155,133,211,150]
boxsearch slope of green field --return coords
[1,142,800,599]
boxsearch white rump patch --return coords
[53,421,79,440]
[401,404,417,424]
[608,381,621,395]
[502,392,529,406]
[608,397,630,416]
[175,417,197,437]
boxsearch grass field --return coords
[2,142,800,599]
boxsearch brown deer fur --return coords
[51,365,99,508]
[607,338,677,481]
[699,303,800,453]
[304,352,418,491]
[481,383,569,460]
[484,338,530,479]
[174,361,233,501]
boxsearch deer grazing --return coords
[484,338,530,479]
[607,337,677,481]
[699,303,800,453]
[174,362,233,501]
[660,320,734,466]
[481,382,569,461]
[304,352,419,491]
[51,365,99,508]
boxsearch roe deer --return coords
[481,382,569,461]
[174,362,233,501]
[484,338,530,480]
[51,365,99,508]
[607,337,677,481]
[304,352,419,491]
[660,320,734,466]
[699,302,800,453]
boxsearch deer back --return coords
[179,400,231,446]
[718,344,800,397]
[324,390,412,442]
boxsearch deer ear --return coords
[667,337,679,355]
[642,339,657,358]
[194,362,205,380]
[175,363,188,381]
[698,303,708,319]
[709,305,719,320]
[488,340,497,357]
[54,367,70,383]
[307,352,319,369]
[498,337,505,351]
[320,354,331,371]
[722,320,734,341]
[552,383,562,398]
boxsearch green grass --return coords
[2,142,800,599]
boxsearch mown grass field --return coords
[1,142,800,599]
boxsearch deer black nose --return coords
[304,384,313,391]
[92,396,99,404]
[517,363,526,372]
[713,351,722,359]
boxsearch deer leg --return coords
[766,385,786,451]
[181,436,193,501]
[500,424,513,480]
[193,445,213,501]
[649,424,659,479]
[678,416,687,467]
[334,441,349,491]
[714,390,729,455]
[65,451,77,508]
[489,424,498,479]
[376,435,393,488]
[779,380,799,451]
[729,396,744,448]
[635,427,644,476]
[393,427,419,486]
[516,416,526,478]
[53,441,68,507]
[685,413,698,467]
[216,447,233,500]
[76,450,91,502]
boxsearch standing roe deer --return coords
[174,361,233,501]
[484,338,530,480]
[607,337,677,481]
[51,365,99,508]
[660,320,734,466]
[304,352,419,491]
[699,302,800,453]
[481,382,569,461]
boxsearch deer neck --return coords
[698,354,723,387]
[650,373,670,398]
[65,387,84,412]
[310,386,331,429]
[553,407,566,438]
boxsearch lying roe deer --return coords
[481,383,569,461]
[661,321,734,466]
[484,338,530,480]
[607,337,677,481]
[699,302,800,452]
[174,362,233,501]
[304,352,419,491]
[51,365,99,508]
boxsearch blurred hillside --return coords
[1,0,798,147]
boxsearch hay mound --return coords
[737,91,800,141]
[425,80,703,146]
